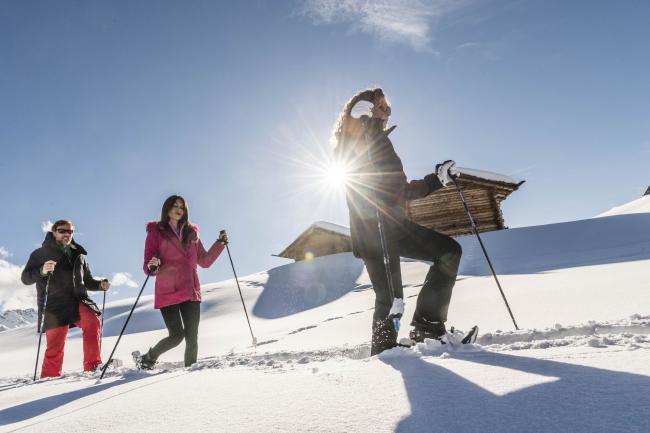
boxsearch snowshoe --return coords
[132,350,156,370]
[400,325,479,348]
[460,325,479,344]
[409,327,446,343]
[91,358,123,373]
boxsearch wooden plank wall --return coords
[407,180,515,237]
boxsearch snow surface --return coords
[595,194,650,217]
[1,212,649,432]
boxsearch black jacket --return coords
[339,129,444,258]
[21,233,103,331]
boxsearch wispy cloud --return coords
[0,249,34,312]
[110,272,138,288]
[297,0,465,51]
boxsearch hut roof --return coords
[455,167,522,188]
[276,221,351,261]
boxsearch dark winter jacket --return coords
[21,233,103,331]
[338,128,444,258]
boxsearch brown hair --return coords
[52,220,74,232]
[332,87,386,151]
[159,195,196,245]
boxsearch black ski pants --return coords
[363,219,462,331]
[149,300,201,367]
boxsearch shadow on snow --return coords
[382,350,650,433]
[253,253,365,319]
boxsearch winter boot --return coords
[409,319,446,343]
[132,349,156,370]
[371,318,398,355]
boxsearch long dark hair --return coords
[332,88,385,148]
[159,195,196,245]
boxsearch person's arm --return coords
[372,137,443,203]
[82,260,103,291]
[21,251,47,285]
[143,226,160,275]
[196,236,225,268]
[404,173,444,200]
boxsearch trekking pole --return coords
[99,280,107,352]
[449,173,520,330]
[98,263,157,381]
[221,230,257,346]
[364,125,402,332]
[33,273,52,381]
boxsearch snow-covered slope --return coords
[1,213,649,433]
[0,309,37,332]
[595,194,650,217]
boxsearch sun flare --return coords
[324,162,349,187]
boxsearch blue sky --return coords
[1,0,649,307]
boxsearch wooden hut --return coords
[277,168,523,261]
[277,221,351,262]
[407,167,524,237]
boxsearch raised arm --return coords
[196,239,225,268]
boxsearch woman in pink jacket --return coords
[135,195,227,369]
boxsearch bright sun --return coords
[324,162,348,187]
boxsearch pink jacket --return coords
[143,221,224,309]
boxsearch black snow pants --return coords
[149,300,201,366]
[363,220,462,355]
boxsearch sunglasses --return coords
[56,229,74,235]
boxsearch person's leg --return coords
[364,251,403,355]
[76,303,102,371]
[41,325,68,378]
[179,301,201,367]
[396,221,462,333]
[148,304,185,362]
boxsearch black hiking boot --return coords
[371,318,398,355]
[409,320,446,343]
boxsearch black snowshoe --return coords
[132,350,156,370]
[409,327,446,343]
[402,325,479,347]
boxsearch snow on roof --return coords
[595,195,650,218]
[457,167,519,185]
[312,221,350,236]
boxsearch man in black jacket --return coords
[334,88,462,355]
[22,219,110,377]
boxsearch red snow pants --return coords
[41,303,102,378]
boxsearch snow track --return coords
[3,315,648,393]
[476,314,650,350]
